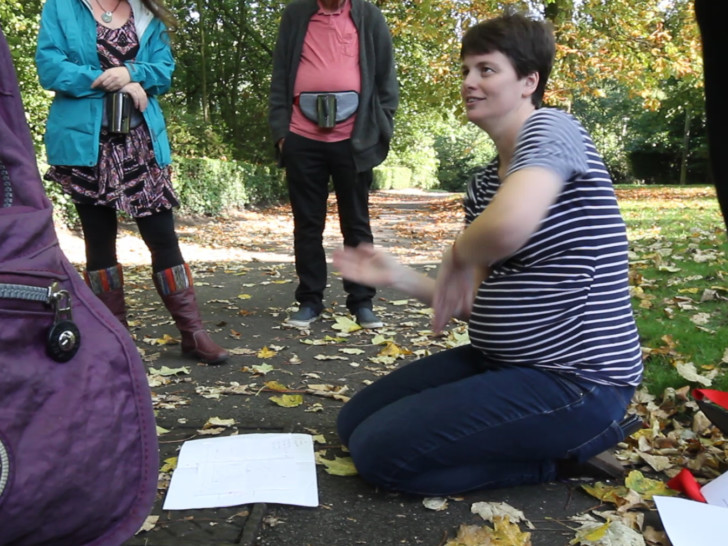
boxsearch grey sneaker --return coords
[354,307,383,329]
[284,306,320,328]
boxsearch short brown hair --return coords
[460,13,555,108]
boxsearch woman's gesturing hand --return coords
[91,66,131,92]
[332,243,402,289]
[432,244,474,334]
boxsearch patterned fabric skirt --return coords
[45,123,179,218]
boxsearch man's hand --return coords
[91,66,131,92]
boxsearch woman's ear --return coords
[522,72,539,98]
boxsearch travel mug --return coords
[108,91,132,134]
[316,94,337,128]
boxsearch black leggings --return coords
[76,204,184,273]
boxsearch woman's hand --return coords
[333,243,403,288]
[432,244,474,334]
[120,82,148,112]
[91,66,131,92]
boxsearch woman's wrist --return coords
[451,237,465,269]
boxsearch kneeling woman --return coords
[333,13,642,495]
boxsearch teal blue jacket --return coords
[36,0,174,167]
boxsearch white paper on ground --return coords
[700,469,728,507]
[162,433,319,510]
[654,496,728,546]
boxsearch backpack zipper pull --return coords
[46,282,81,363]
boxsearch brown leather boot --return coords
[153,264,229,365]
[84,264,128,328]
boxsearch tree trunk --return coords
[679,106,690,185]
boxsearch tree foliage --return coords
[2,0,707,195]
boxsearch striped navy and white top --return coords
[464,108,643,387]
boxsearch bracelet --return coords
[451,237,465,269]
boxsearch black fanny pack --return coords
[296,91,359,128]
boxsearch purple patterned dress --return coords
[44,12,179,218]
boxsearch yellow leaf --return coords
[145,333,178,346]
[624,470,678,500]
[203,417,235,428]
[315,453,358,476]
[581,482,630,504]
[570,520,610,544]
[156,425,170,436]
[444,518,531,546]
[492,516,531,545]
[257,346,277,358]
[237,293,252,300]
[445,524,493,546]
[264,380,289,391]
[378,341,411,358]
[371,334,394,345]
[160,457,177,473]
[269,394,303,407]
[332,315,361,333]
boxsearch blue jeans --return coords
[337,345,635,496]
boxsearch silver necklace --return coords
[95,0,122,23]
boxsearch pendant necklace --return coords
[95,0,122,23]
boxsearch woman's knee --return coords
[347,428,401,490]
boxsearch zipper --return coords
[0,281,80,362]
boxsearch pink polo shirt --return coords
[290,0,361,142]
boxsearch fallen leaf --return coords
[471,501,534,529]
[331,315,361,333]
[250,363,274,375]
[160,457,177,473]
[269,394,303,407]
[136,515,159,534]
[315,453,358,476]
[445,517,531,546]
[148,365,190,376]
[264,380,289,392]
[257,346,277,358]
[624,470,678,501]
[203,417,235,428]
[675,362,712,386]
[570,520,645,546]
[423,497,448,511]
[339,348,365,355]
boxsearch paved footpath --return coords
[54,191,667,545]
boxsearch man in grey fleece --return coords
[268,0,399,329]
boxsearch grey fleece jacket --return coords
[268,0,399,173]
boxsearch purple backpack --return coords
[0,30,158,545]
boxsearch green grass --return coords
[618,184,728,395]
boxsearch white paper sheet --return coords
[162,433,319,510]
[654,496,728,546]
[700,469,728,508]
